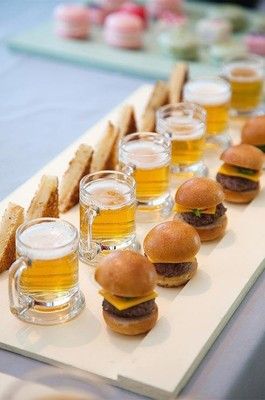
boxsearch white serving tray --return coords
[0,85,264,400]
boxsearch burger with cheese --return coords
[216,143,263,203]
[144,220,201,287]
[241,115,265,153]
[95,250,158,335]
[174,177,227,241]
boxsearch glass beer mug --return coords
[156,102,208,177]
[119,132,173,220]
[79,170,137,265]
[9,218,85,325]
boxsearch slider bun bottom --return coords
[195,214,228,242]
[103,304,158,336]
[157,259,198,288]
[224,188,259,204]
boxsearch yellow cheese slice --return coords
[175,203,216,214]
[99,290,158,311]
[218,164,261,182]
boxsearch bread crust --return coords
[59,144,93,213]
[90,121,119,172]
[156,260,197,287]
[175,177,225,210]
[106,105,137,169]
[223,188,259,204]
[144,220,201,263]
[241,115,265,146]
[221,144,264,171]
[169,62,189,103]
[103,304,158,335]
[27,175,59,220]
[140,81,169,132]
[95,250,157,297]
[0,203,24,273]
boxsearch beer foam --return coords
[165,117,205,141]
[86,179,133,209]
[17,221,77,260]
[122,141,168,169]
[184,80,231,105]
[225,64,263,82]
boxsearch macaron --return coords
[104,12,144,49]
[120,2,147,27]
[100,0,126,13]
[158,26,198,60]
[54,4,90,39]
[245,33,265,57]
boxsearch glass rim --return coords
[16,217,78,252]
[223,53,264,67]
[120,131,171,156]
[80,169,136,196]
[157,102,207,122]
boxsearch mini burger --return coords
[144,220,200,288]
[216,143,263,204]
[174,177,227,241]
[241,115,265,153]
[95,250,158,335]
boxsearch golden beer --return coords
[79,171,137,263]
[119,139,170,200]
[17,220,78,300]
[171,122,205,165]
[10,218,85,325]
[228,67,263,111]
[224,55,264,113]
[80,179,136,240]
[183,79,231,135]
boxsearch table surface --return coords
[0,1,265,399]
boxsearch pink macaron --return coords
[104,12,144,49]
[147,0,182,19]
[245,33,265,57]
[54,4,90,39]
[120,2,148,27]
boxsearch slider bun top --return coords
[95,250,157,297]
[143,220,201,264]
[242,116,265,146]
[221,143,264,171]
[175,177,225,209]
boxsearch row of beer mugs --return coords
[9,54,264,325]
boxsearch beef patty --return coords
[154,261,194,277]
[216,173,259,192]
[102,299,155,318]
[179,203,227,227]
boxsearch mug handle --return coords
[121,163,135,176]
[9,257,34,317]
[85,206,101,260]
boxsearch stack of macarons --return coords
[54,4,91,39]
[104,11,144,49]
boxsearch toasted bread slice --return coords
[106,105,137,170]
[140,81,169,131]
[0,203,24,273]
[27,175,59,220]
[169,63,189,103]
[59,144,93,213]
[91,121,119,172]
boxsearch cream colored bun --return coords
[223,187,259,204]
[143,220,201,263]
[156,259,197,288]
[175,177,225,209]
[103,304,158,336]
[195,214,227,242]
[95,250,157,297]
[221,144,264,171]
[242,116,265,146]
